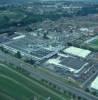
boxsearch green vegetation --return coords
[91,39,98,45]
[15,51,22,59]
[0,10,24,30]
[85,38,98,51]
[0,91,14,100]
[0,63,71,100]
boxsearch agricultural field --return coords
[0,63,71,100]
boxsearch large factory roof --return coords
[91,76,98,90]
[63,46,91,58]
[46,53,88,73]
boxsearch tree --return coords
[92,91,97,96]
[25,59,35,64]
[85,88,90,93]
[15,51,22,59]
[7,32,14,36]
[67,42,72,46]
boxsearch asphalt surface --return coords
[0,50,98,100]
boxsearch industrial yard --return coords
[0,1,98,100]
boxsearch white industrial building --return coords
[91,76,98,91]
[63,46,91,58]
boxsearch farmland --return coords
[0,63,71,100]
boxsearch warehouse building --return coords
[2,35,58,61]
[91,76,98,91]
[43,53,89,74]
[63,46,91,58]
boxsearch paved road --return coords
[81,70,98,88]
[0,50,98,100]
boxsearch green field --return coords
[0,64,71,100]
[91,39,98,45]
[84,37,98,50]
